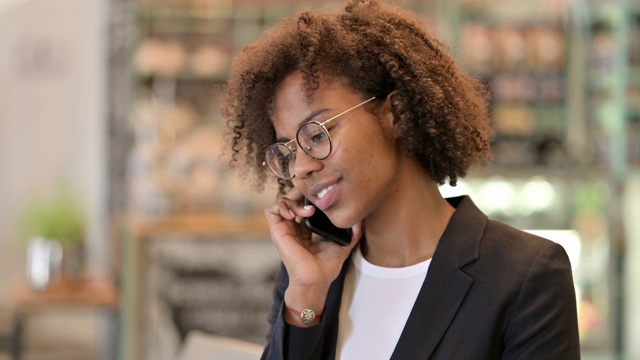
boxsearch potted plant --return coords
[19,184,86,286]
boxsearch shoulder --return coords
[445,196,571,277]
[440,196,569,269]
[470,219,573,297]
[482,219,568,266]
[483,219,559,254]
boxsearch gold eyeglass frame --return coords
[263,96,377,179]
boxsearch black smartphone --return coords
[303,198,352,246]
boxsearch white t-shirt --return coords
[336,245,432,359]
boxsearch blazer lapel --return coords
[390,196,487,359]
[389,255,473,359]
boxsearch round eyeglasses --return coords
[263,96,376,179]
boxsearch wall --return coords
[0,0,108,355]
[0,0,107,301]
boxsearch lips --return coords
[317,184,336,200]
[309,180,340,210]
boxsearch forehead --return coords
[271,72,361,138]
[272,72,313,126]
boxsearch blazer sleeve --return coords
[502,242,581,359]
[261,263,326,360]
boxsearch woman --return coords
[222,1,580,359]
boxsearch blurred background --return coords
[0,0,638,359]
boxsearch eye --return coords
[308,126,329,144]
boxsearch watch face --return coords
[300,309,316,324]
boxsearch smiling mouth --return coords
[317,184,336,200]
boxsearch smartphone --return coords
[303,198,352,246]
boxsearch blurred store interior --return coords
[0,0,639,359]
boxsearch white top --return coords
[336,245,432,359]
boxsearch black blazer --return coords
[262,196,580,359]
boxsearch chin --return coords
[327,208,356,229]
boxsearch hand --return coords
[264,187,362,324]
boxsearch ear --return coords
[378,90,398,131]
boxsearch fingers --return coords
[275,199,297,221]
[265,186,363,259]
[281,187,303,202]
[269,193,313,219]
[264,191,315,258]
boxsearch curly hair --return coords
[222,0,493,192]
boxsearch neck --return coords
[360,160,455,268]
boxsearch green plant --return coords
[19,185,86,248]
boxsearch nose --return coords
[292,147,323,179]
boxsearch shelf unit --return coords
[441,0,638,357]
[451,0,573,170]
[120,212,273,360]
[126,1,306,219]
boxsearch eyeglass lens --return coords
[297,122,331,160]
[265,143,297,179]
[265,123,331,179]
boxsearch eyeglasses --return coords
[263,96,376,180]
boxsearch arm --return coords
[502,242,581,359]
[261,187,362,360]
[261,264,325,360]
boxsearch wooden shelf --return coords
[129,212,269,239]
[12,276,118,311]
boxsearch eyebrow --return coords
[275,108,330,143]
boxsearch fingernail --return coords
[303,205,314,210]
[289,210,296,218]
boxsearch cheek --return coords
[342,132,396,181]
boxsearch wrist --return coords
[285,304,323,325]
[283,285,328,327]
